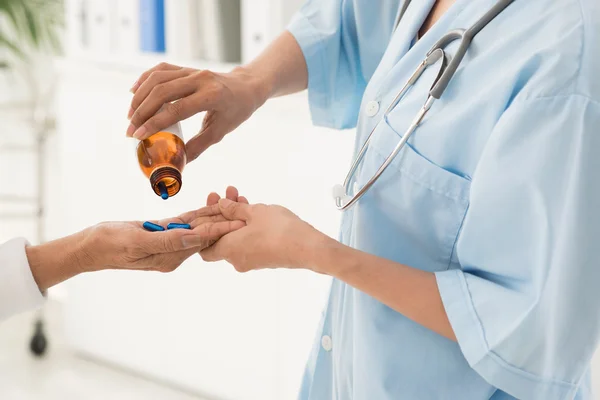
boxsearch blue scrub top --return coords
[287,0,600,399]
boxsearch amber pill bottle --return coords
[136,117,186,200]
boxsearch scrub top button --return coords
[321,335,333,352]
[366,100,380,117]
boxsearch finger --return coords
[185,114,224,162]
[130,76,195,127]
[151,204,223,228]
[154,211,223,228]
[226,186,239,201]
[139,228,194,253]
[152,214,228,231]
[154,216,184,227]
[200,246,219,262]
[175,203,223,224]
[182,220,245,248]
[207,192,221,206]
[130,88,198,139]
[189,213,229,229]
[132,96,216,140]
[129,69,192,120]
[186,131,217,162]
[238,196,249,205]
[199,240,224,263]
[138,212,228,253]
[218,198,251,221]
[131,62,181,93]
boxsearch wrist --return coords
[302,230,350,276]
[76,226,103,272]
[25,230,92,292]
[25,244,45,291]
[232,64,274,108]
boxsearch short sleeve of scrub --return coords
[286,0,399,130]
[436,95,600,400]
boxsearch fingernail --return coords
[130,80,139,93]
[126,123,136,137]
[133,126,147,139]
[127,107,134,119]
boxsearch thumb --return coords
[143,229,191,254]
[218,198,251,221]
[186,115,225,163]
[144,219,244,254]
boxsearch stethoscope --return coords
[332,0,516,210]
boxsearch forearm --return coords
[238,31,308,100]
[311,235,457,342]
[25,230,91,292]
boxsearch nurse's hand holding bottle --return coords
[126,32,308,162]
[126,62,267,163]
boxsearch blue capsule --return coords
[143,221,165,232]
[158,181,169,200]
[167,223,191,230]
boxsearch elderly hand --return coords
[26,203,245,292]
[81,204,245,273]
[200,189,327,273]
[126,63,270,162]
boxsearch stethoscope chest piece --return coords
[332,184,351,209]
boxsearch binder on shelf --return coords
[241,0,269,64]
[165,0,204,59]
[201,0,241,63]
[115,0,140,56]
[88,0,115,55]
[64,0,90,54]
[240,0,304,64]
[140,0,166,53]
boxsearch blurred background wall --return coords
[0,1,599,399]
[0,1,354,399]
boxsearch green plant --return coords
[0,0,63,65]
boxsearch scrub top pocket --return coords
[348,117,471,272]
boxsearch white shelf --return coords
[55,51,240,77]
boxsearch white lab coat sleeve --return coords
[435,95,600,400]
[286,0,400,130]
[0,238,45,321]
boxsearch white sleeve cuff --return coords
[0,238,46,321]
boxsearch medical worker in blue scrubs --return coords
[127,0,600,398]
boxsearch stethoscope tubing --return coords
[334,0,516,211]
